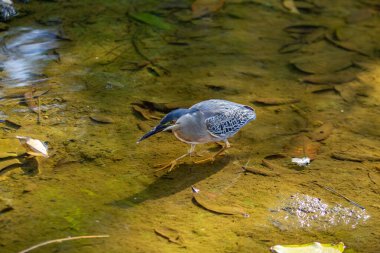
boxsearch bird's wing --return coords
[204,106,255,139]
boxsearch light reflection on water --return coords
[0,27,59,87]
[272,193,370,230]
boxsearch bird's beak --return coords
[136,124,167,143]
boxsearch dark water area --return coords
[0,0,379,252]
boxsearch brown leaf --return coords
[192,0,224,19]
[154,226,184,245]
[192,187,248,217]
[284,135,320,160]
[291,52,353,74]
[284,24,325,34]
[253,97,300,105]
[89,114,114,124]
[311,122,333,141]
[300,70,357,84]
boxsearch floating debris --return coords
[16,136,49,158]
[291,157,310,167]
[271,242,345,253]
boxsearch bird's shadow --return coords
[109,158,230,208]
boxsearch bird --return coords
[137,99,256,172]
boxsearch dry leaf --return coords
[291,52,353,74]
[300,70,357,84]
[192,187,248,217]
[284,135,320,160]
[253,97,300,105]
[154,226,184,245]
[16,136,49,158]
[192,0,224,19]
[89,114,114,124]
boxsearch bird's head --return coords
[137,108,193,143]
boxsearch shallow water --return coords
[0,0,380,252]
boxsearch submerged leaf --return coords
[253,97,300,105]
[192,0,224,19]
[291,52,353,74]
[284,135,320,160]
[300,70,357,84]
[89,114,114,124]
[129,12,174,30]
[154,226,184,245]
[271,242,345,253]
[284,24,325,34]
[192,187,248,217]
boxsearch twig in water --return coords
[37,97,41,125]
[314,182,365,210]
[18,234,110,253]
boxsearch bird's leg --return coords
[154,144,196,173]
[194,140,230,164]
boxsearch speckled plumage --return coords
[190,99,256,140]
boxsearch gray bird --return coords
[138,99,256,172]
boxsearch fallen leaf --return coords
[300,70,357,84]
[331,152,380,162]
[242,165,279,177]
[89,114,114,124]
[131,105,161,120]
[192,0,224,19]
[129,12,174,30]
[253,97,300,105]
[284,135,320,160]
[16,136,49,158]
[282,0,300,14]
[311,122,333,141]
[271,242,345,253]
[291,52,353,74]
[284,24,325,34]
[154,226,184,245]
[192,187,248,217]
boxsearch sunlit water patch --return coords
[0,27,59,88]
[271,194,370,230]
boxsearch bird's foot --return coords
[194,149,227,164]
[154,160,180,173]
[190,150,208,158]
